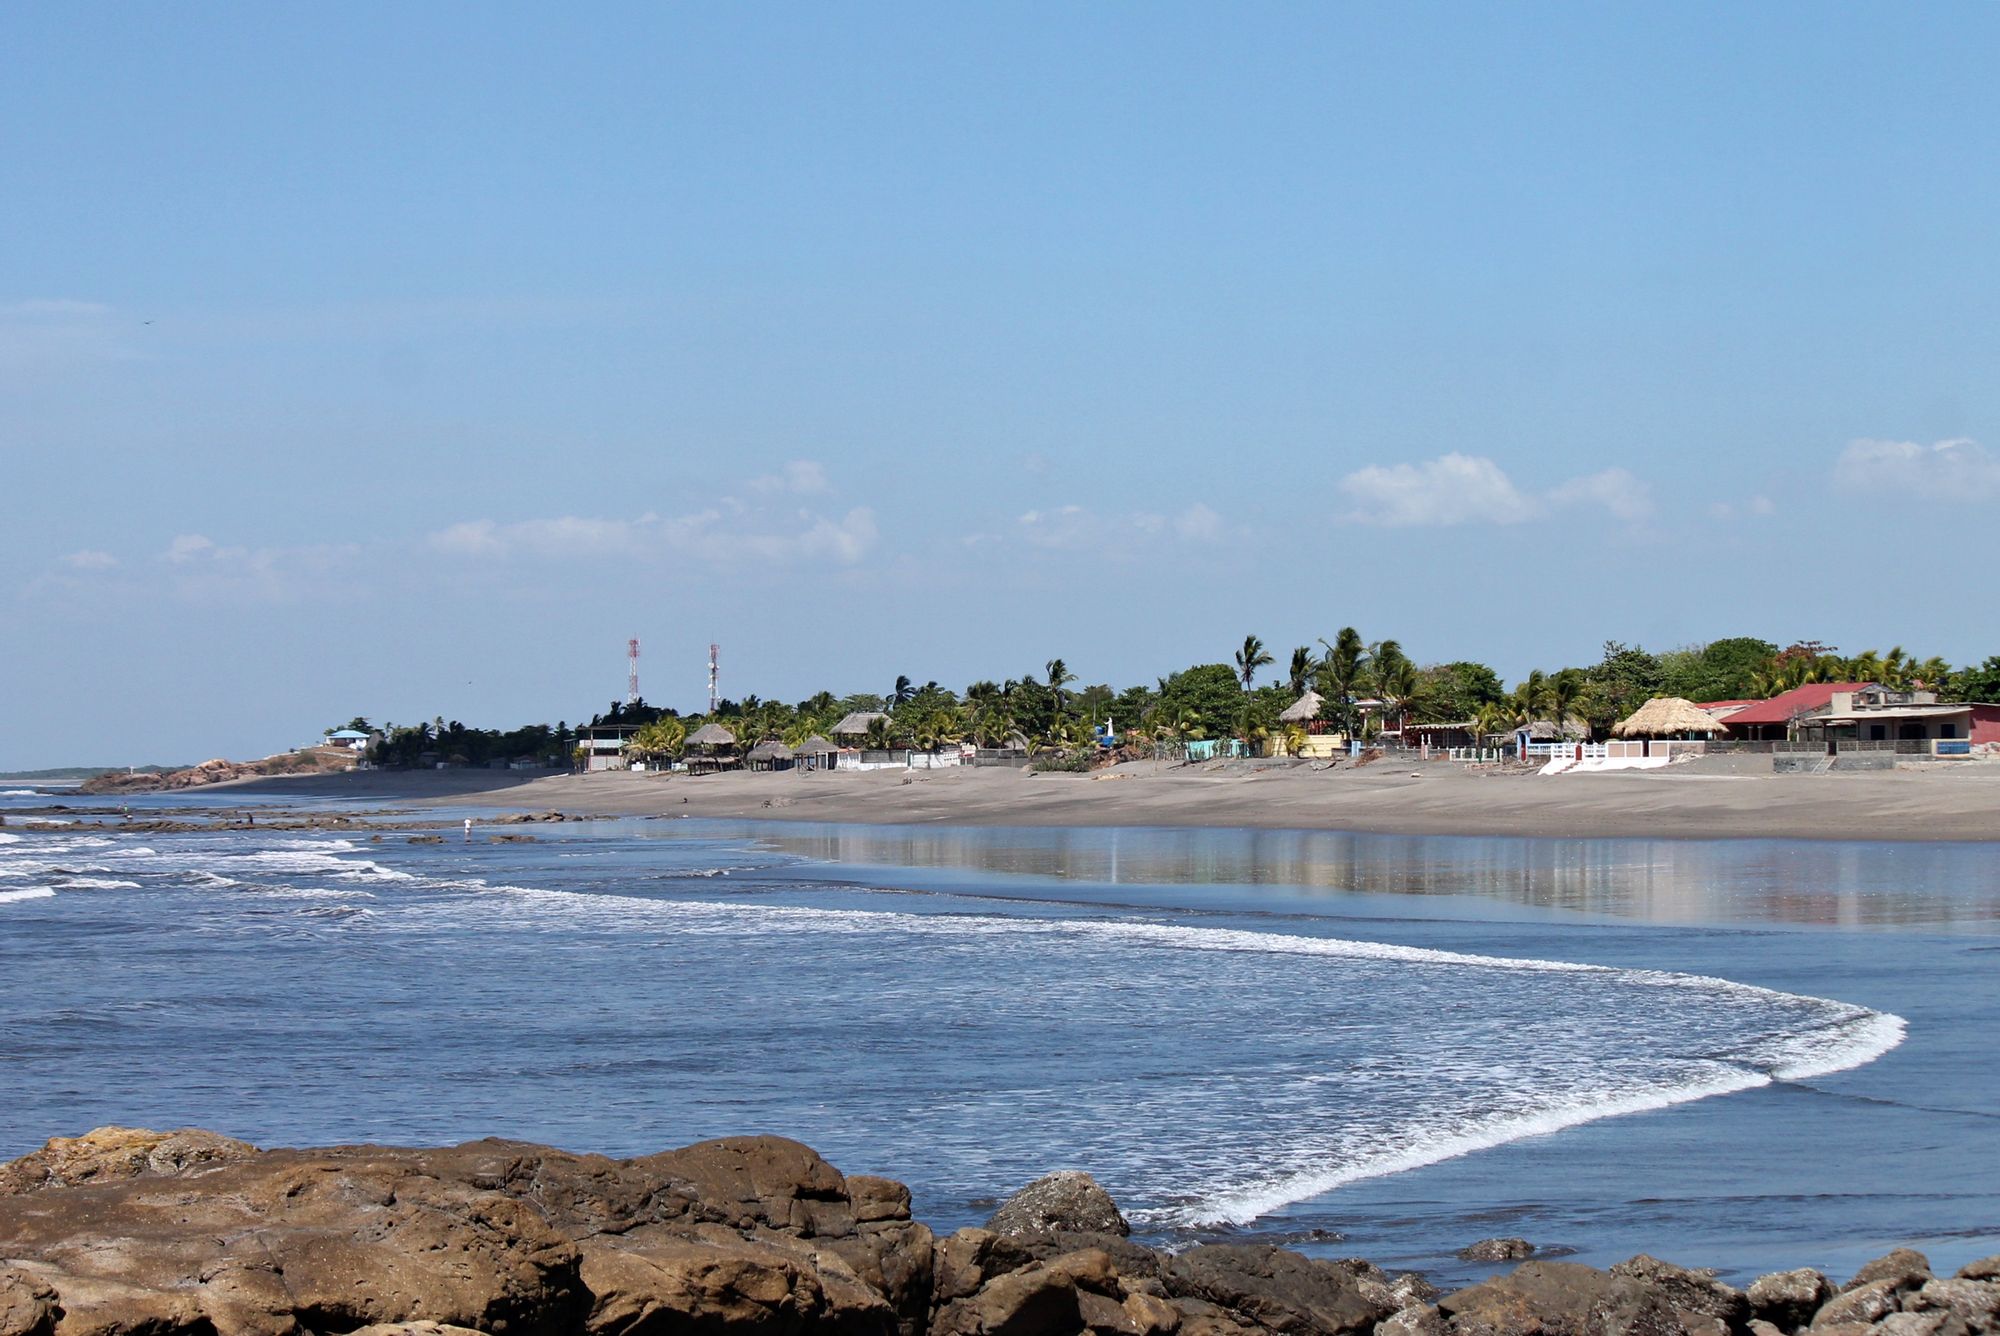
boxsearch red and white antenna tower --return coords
[627,638,641,705]
[707,643,720,713]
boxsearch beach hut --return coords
[793,735,838,771]
[1277,690,1323,725]
[685,722,739,774]
[1613,697,1731,739]
[831,711,890,740]
[745,739,795,772]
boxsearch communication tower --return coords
[708,643,720,714]
[627,638,641,705]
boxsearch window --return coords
[1941,724,1958,739]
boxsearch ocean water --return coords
[1,790,1995,1285]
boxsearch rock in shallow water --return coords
[1458,1239,1537,1263]
[983,1170,1131,1238]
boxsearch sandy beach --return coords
[218,755,2000,843]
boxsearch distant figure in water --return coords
[463,818,472,841]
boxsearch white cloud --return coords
[60,549,118,570]
[1172,503,1222,541]
[1549,468,1653,521]
[1017,502,1225,553]
[1339,453,1540,526]
[164,534,219,563]
[1709,494,1776,522]
[0,298,133,378]
[428,505,877,568]
[1834,437,2000,501]
[1340,454,1660,527]
[749,460,832,495]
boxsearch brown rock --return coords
[932,1261,1082,1336]
[580,1228,893,1336]
[1459,1241,1537,1264]
[1849,1251,1935,1294]
[0,1270,57,1336]
[1748,1270,1836,1332]
[1438,1260,1686,1336]
[1906,1278,2000,1330]
[1166,1244,1397,1336]
[849,1176,913,1223]
[1811,1280,1901,1329]
[1610,1256,1747,1326]
[1961,1261,2000,1284]
[0,1126,255,1194]
[985,1171,1130,1238]
[1378,1303,1448,1336]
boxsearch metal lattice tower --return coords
[708,643,720,714]
[627,638,641,705]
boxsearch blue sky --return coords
[5,4,1999,767]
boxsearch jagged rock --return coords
[1611,1255,1748,1326]
[1165,1244,1397,1336]
[1437,1260,1683,1336]
[931,1259,1082,1336]
[1906,1278,2000,1332]
[1749,1270,1836,1332]
[1393,1277,1443,1309]
[1459,1240,1537,1263]
[1812,1280,1902,1329]
[343,1326,490,1336]
[0,1126,255,1194]
[1747,1320,1786,1336]
[1378,1303,1448,1336]
[1962,1261,2000,1284]
[1850,1251,1935,1294]
[0,1269,57,1336]
[1877,1314,1954,1336]
[985,1170,1130,1237]
[581,1226,894,1336]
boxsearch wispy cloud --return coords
[60,549,118,570]
[1013,502,1225,552]
[1339,454,1653,527]
[1834,437,2000,501]
[428,506,878,567]
[0,298,135,378]
[748,460,833,496]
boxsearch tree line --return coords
[339,639,2000,768]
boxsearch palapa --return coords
[793,734,838,756]
[1613,697,1730,738]
[745,739,794,762]
[1277,690,1324,723]
[686,722,737,747]
[831,711,890,737]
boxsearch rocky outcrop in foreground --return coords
[3,1128,1997,1336]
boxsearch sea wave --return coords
[55,877,141,890]
[0,887,55,905]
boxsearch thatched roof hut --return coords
[793,735,837,756]
[1278,690,1323,724]
[1518,717,1587,741]
[745,739,793,762]
[832,711,889,738]
[1613,697,1730,738]
[686,722,736,748]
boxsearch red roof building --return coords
[1706,683,1872,740]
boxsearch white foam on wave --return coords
[0,831,20,845]
[0,789,38,797]
[56,877,141,890]
[448,879,1907,1224]
[0,887,55,904]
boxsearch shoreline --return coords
[205,757,2000,844]
[5,1125,1996,1336]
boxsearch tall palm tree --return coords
[1512,670,1553,729]
[1548,668,1586,736]
[891,675,917,708]
[1372,643,1419,737]
[1316,628,1368,739]
[1234,634,1274,691]
[1287,646,1315,695]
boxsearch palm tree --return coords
[891,675,917,708]
[1234,634,1274,691]
[1548,668,1586,737]
[1044,658,1076,741]
[1512,670,1553,730]
[1372,643,1419,738]
[1287,646,1315,696]
[863,715,896,751]
[1316,628,1368,740]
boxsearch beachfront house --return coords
[831,711,890,742]
[323,728,373,752]
[1800,688,2000,750]
[1705,683,1870,741]
[577,723,643,772]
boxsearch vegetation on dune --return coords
[327,634,1994,771]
